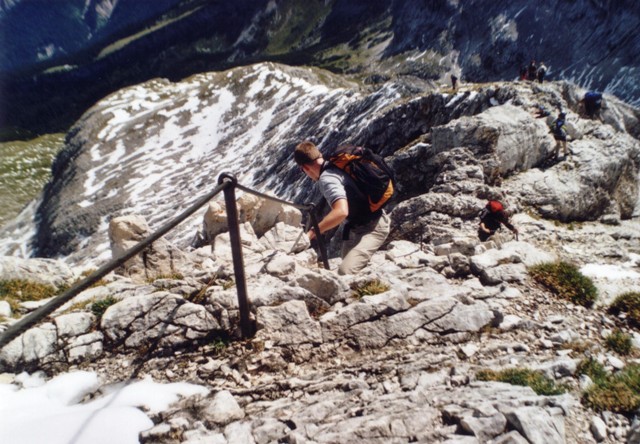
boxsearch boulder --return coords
[0,256,76,288]
[203,194,303,242]
[109,215,189,283]
[431,104,554,176]
[255,300,322,346]
[101,292,224,349]
[201,390,245,426]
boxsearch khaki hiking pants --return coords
[339,212,391,275]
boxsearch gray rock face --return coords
[201,390,245,427]
[0,256,76,288]
[2,63,638,268]
[101,292,224,349]
[255,300,322,346]
[109,215,189,283]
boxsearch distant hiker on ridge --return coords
[533,104,550,118]
[478,200,519,242]
[294,141,392,275]
[519,66,527,81]
[551,111,571,160]
[527,60,537,81]
[451,74,458,91]
[537,61,547,84]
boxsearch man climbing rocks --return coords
[551,111,570,160]
[294,141,391,275]
[478,200,519,242]
[581,91,603,119]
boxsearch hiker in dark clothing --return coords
[527,60,537,81]
[451,74,458,91]
[551,111,570,159]
[581,91,603,119]
[519,66,527,80]
[534,104,550,118]
[537,62,547,84]
[478,201,519,242]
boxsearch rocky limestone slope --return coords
[0,61,639,443]
[1,199,640,443]
[1,63,637,269]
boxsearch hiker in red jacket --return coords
[478,201,519,242]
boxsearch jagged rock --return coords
[204,194,303,243]
[503,406,564,444]
[255,300,322,346]
[390,192,481,243]
[479,263,528,285]
[320,290,414,342]
[66,332,104,364]
[0,323,59,371]
[507,131,640,222]
[385,240,434,269]
[201,390,245,426]
[488,431,529,444]
[431,104,554,176]
[294,268,348,305]
[109,215,190,283]
[263,251,296,277]
[54,312,95,337]
[259,222,309,254]
[591,415,607,442]
[0,256,76,288]
[213,222,266,264]
[203,201,228,243]
[430,300,496,333]
[460,406,507,441]
[0,300,11,318]
[101,292,224,349]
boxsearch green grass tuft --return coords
[528,261,597,307]
[351,279,390,299]
[578,360,640,413]
[476,368,566,396]
[609,292,640,327]
[90,296,118,319]
[605,330,633,356]
[577,358,608,385]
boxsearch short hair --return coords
[294,141,322,166]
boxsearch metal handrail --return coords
[0,173,329,348]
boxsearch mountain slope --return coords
[1,0,639,137]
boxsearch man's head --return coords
[294,141,324,181]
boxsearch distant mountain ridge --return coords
[1,0,639,138]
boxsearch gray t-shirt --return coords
[318,167,348,206]
[317,165,375,226]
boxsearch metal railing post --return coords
[218,173,254,338]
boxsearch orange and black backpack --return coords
[327,144,395,213]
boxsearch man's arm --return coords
[500,217,519,239]
[307,198,348,240]
[479,221,492,234]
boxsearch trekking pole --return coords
[288,224,307,254]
